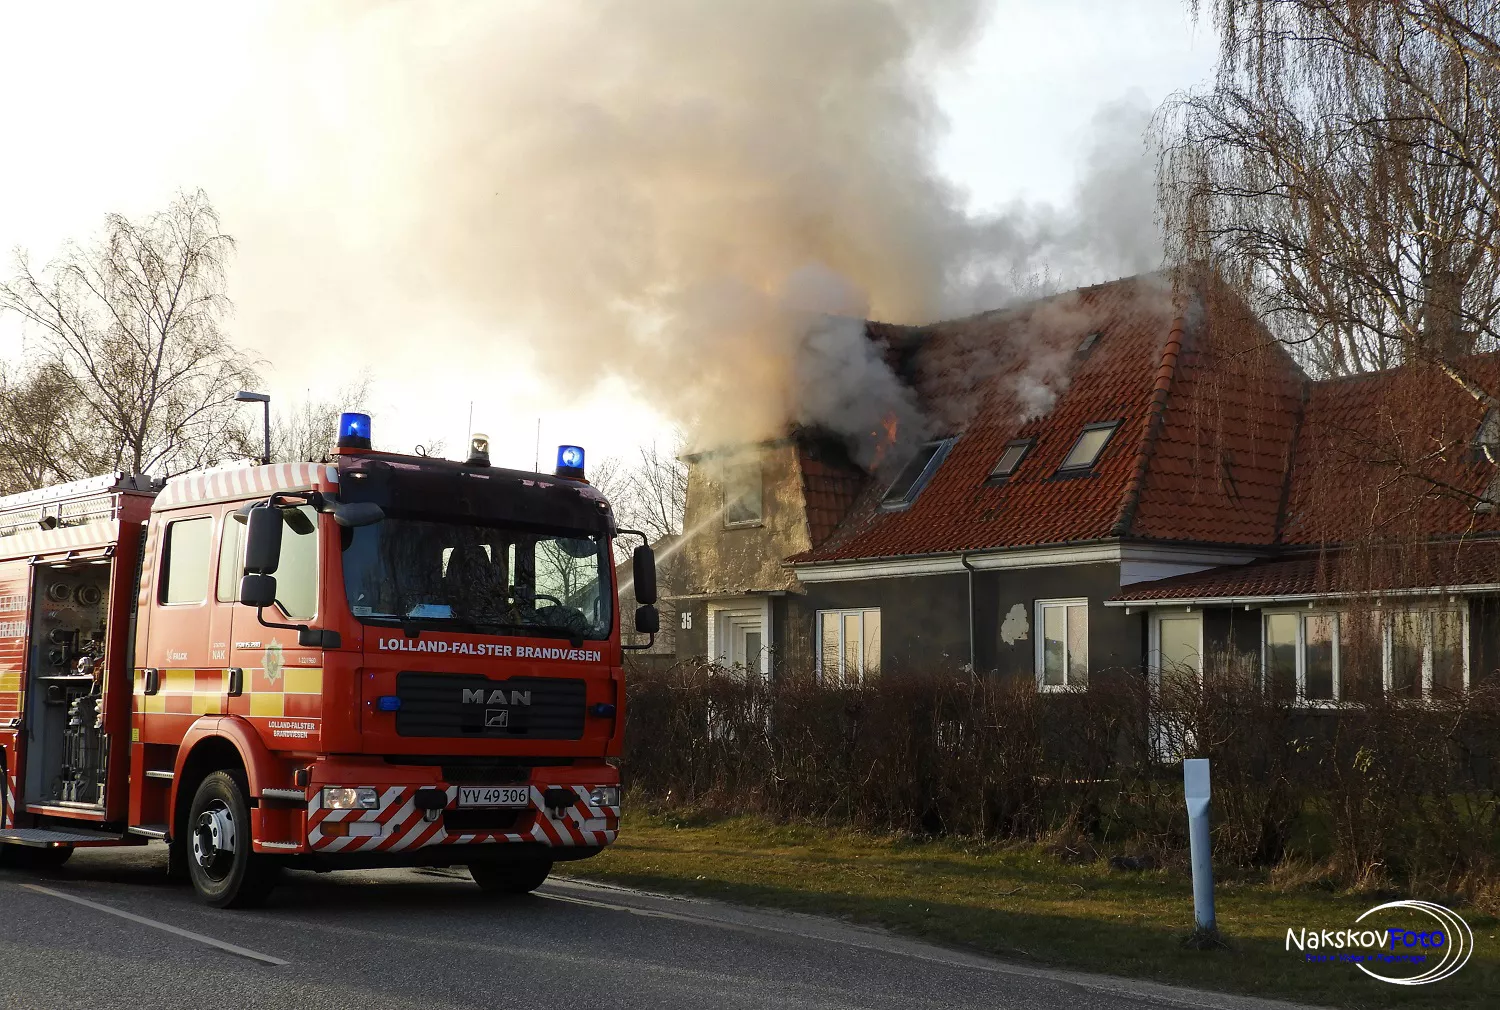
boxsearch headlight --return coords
[588,785,620,808]
[322,786,379,810]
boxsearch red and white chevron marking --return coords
[153,462,337,510]
[2,767,16,829]
[305,784,618,854]
[0,520,118,560]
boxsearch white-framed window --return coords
[721,455,763,527]
[1383,607,1468,699]
[1262,611,1341,704]
[1149,610,1202,694]
[1035,599,1088,691]
[1056,421,1119,473]
[1260,605,1468,703]
[817,609,881,686]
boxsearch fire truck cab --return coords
[0,415,655,907]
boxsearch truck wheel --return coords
[0,844,72,869]
[186,771,274,909]
[468,858,552,894]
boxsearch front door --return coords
[713,605,767,676]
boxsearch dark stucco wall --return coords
[676,601,708,660]
[798,561,1141,684]
[982,562,1138,683]
[803,573,971,670]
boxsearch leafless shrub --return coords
[626,656,1500,893]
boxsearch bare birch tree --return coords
[0,190,260,482]
[1160,2,1500,393]
[619,440,689,543]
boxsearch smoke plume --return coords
[262,2,1161,460]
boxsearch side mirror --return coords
[243,504,283,575]
[632,544,658,605]
[240,573,278,609]
[634,604,660,635]
[331,500,385,528]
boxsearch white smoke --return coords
[247,2,1162,458]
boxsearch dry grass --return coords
[564,810,1500,1009]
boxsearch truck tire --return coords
[0,844,72,869]
[468,857,552,894]
[185,770,275,909]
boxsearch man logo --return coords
[485,709,509,728]
[461,688,532,706]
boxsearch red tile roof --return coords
[1113,539,1500,602]
[798,446,864,548]
[785,274,1500,570]
[1282,357,1500,544]
[790,274,1304,564]
[1127,289,1304,544]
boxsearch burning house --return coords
[670,272,1500,698]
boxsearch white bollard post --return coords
[1183,758,1215,933]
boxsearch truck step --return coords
[0,827,124,848]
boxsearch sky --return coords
[0,1,1217,473]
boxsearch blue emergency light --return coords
[376,695,401,712]
[338,412,372,449]
[556,444,586,479]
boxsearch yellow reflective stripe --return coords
[143,694,167,714]
[0,672,18,692]
[281,668,322,695]
[248,693,285,717]
[191,694,223,715]
[160,668,196,693]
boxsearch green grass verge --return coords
[558,811,1499,1009]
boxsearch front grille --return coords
[394,672,586,740]
[444,808,525,832]
[441,763,530,786]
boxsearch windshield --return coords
[341,517,612,641]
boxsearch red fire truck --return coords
[0,413,658,907]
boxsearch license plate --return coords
[456,786,530,809]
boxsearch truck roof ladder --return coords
[0,473,162,539]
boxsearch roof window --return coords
[985,439,1033,484]
[1471,407,1500,463]
[881,436,957,510]
[1057,421,1119,474]
[1077,331,1101,354]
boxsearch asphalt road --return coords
[0,846,1308,1010]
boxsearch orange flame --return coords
[869,412,900,470]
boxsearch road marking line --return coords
[539,888,1269,1010]
[541,890,763,936]
[18,884,289,966]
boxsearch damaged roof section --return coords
[790,272,1305,563]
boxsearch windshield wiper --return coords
[481,623,591,648]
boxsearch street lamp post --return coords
[235,390,271,466]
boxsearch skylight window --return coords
[1057,421,1119,473]
[986,439,1033,484]
[1471,407,1500,463]
[880,437,957,510]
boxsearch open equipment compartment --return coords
[22,559,112,808]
